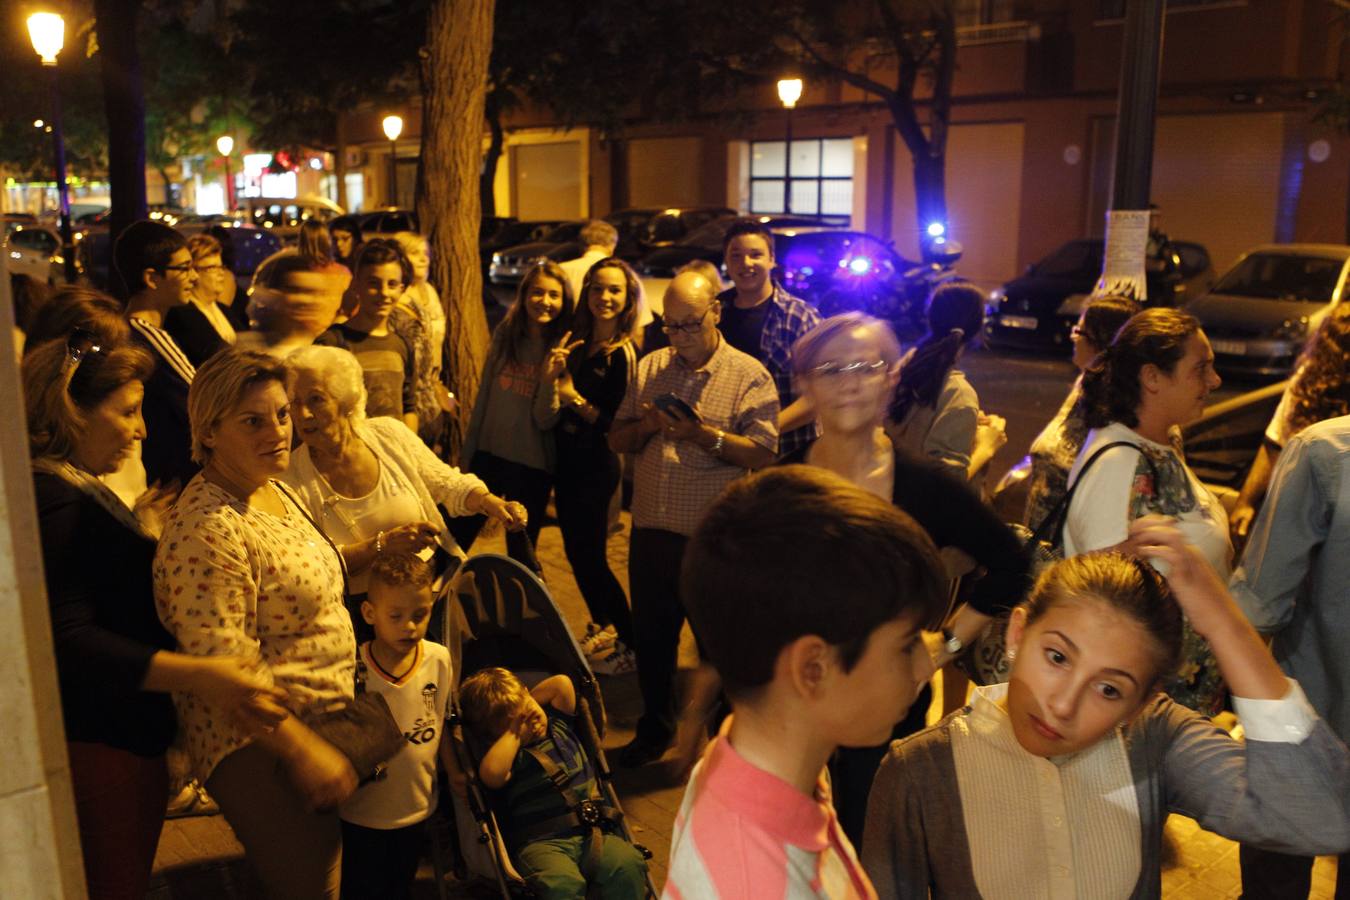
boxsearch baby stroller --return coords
[438,553,657,898]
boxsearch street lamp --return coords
[216,134,235,213]
[777,78,803,214]
[28,11,75,283]
[382,115,403,207]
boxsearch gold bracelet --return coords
[376,530,385,555]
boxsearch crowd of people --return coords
[16,212,1350,900]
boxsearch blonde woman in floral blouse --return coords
[155,349,358,900]
[1063,308,1231,715]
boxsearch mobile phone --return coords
[653,392,699,421]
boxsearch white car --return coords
[3,224,67,284]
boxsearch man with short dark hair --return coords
[718,218,820,456]
[114,220,199,485]
[559,219,619,302]
[608,270,779,766]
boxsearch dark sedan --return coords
[488,221,586,286]
[985,237,1213,352]
[637,214,832,279]
[774,227,924,325]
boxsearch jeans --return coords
[554,443,633,647]
[515,832,647,900]
[1239,844,1350,898]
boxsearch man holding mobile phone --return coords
[608,270,780,767]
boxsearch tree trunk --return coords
[912,150,948,258]
[94,0,148,298]
[416,0,495,463]
[480,93,504,218]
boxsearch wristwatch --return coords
[941,628,964,656]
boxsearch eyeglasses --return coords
[661,307,712,335]
[162,263,195,275]
[810,359,888,380]
[65,328,102,375]
[1070,325,1084,339]
[194,264,225,274]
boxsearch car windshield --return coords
[541,223,583,242]
[1211,253,1345,302]
[677,218,734,248]
[1032,241,1103,277]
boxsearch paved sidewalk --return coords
[148,512,1339,898]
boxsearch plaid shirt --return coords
[716,283,820,456]
[616,338,779,536]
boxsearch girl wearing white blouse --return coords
[1062,307,1230,715]
[864,523,1350,900]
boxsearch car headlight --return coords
[491,253,502,265]
[1272,317,1309,341]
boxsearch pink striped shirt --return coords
[663,718,876,899]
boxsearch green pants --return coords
[515,832,647,900]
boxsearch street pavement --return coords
[147,346,1328,898]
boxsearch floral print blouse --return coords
[1023,379,1088,532]
[154,477,355,780]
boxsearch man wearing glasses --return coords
[608,270,780,768]
[114,220,199,486]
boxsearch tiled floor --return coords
[149,513,1339,898]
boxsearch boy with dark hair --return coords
[459,667,648,899]
[717,217,820,456]
[113,219,199,486]
[339,552,457,900]
[318,238,419,430]
[664,465,946,898]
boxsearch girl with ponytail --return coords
[886,282,1005,479]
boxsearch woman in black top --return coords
[539,258,643,674]
[23,330,284,900]
[782,312,1033,846]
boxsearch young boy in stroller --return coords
[460,666,648,898]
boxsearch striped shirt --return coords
[129,316,196,384]
[616,338,779,536]
[664,717,874,900]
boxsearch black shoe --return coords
[617,735,671,768]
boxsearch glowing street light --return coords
[217,135,235,211]
[776,78,804,213]
[27,13,64,65]
[27,11,75,283]
[382,115,404,206]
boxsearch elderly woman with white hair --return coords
[281,344,525,605]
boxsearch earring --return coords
[1006,648,1017,664]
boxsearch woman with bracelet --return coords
[281,345,525,631]
[26,332,284,900]
[153,349,366,899]
[538,258,643,674]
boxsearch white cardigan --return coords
[283,416,489,562]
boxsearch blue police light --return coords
[848,256,873,275]
[799,265,814,276]
[926,222,946,238]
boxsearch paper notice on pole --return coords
[1095,209,1150,302]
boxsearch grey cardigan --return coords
[863,693,1350,899]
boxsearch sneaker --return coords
[580,623,618,658]
[591,642,637,676]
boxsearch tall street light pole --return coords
[777,78,802,215]
[383,115,404,208]
[216,135,235,213]
[28,12,75,284]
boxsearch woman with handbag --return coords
[1063,307,1230,715]
[25,329,285,900]
[153,348,386,899]
[779,312,1033,846]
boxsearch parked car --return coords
[1185,244,1350,378]
[479,218,559,279]
[244,195,344,242]
[637,214,830,279]
[75,222,282,296]
[488,220,587,286]
[985,237,1213,352]
[3,224,69,284]
[357,207,419,234]
[774,227,933,332]
[605,206,736,259]
[3,213,38,239]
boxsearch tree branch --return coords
[785,24,898,104]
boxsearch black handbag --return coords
[954,441,1156,686]
[272,480,406,781]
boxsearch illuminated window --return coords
[749,138,853,217]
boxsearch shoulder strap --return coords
[1030,441,1158,547]
[271,479,350,596]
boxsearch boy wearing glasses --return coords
[607,270,779,768]
[113,219,199,486]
